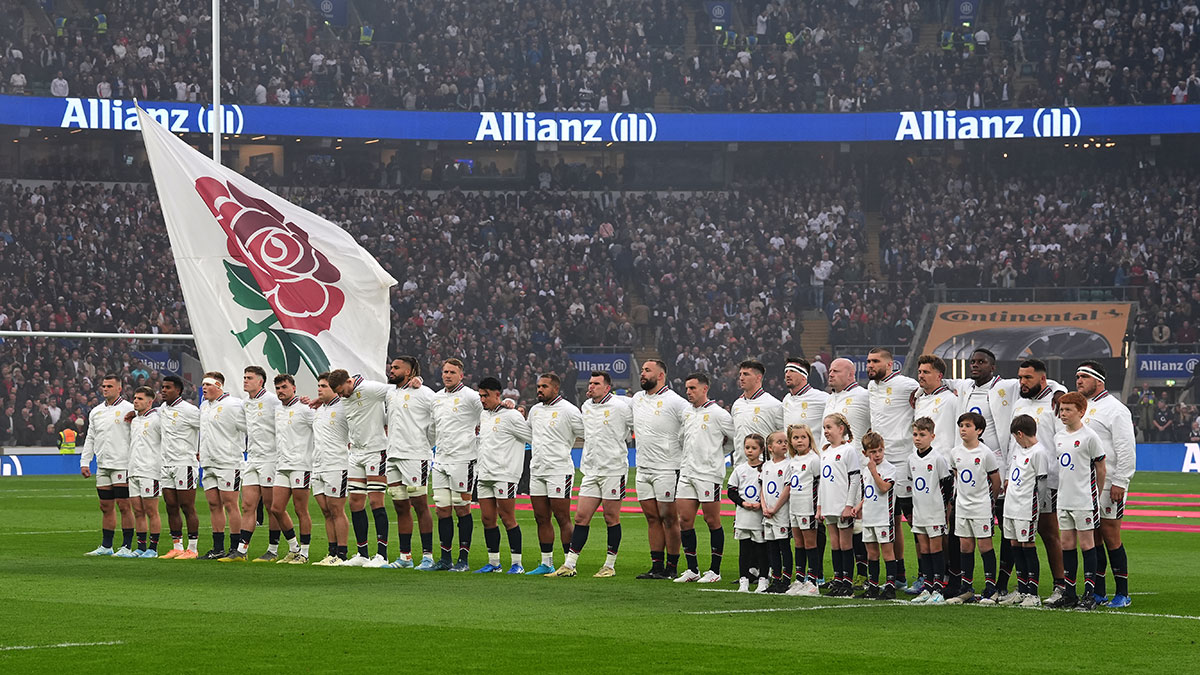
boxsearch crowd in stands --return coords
[2,0,1198,112]
[1128,384,1200,442]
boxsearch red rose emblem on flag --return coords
[194,177,345,335]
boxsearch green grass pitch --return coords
[1,471,1198,673]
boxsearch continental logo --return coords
[938,308,1124,323]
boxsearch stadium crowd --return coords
[2,0,1198,112]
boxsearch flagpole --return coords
[211,0,221,164]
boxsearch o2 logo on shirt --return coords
[1060,452,1075,471]
[743,484,759,500]
[1010,466,1023,486]
[914,476,929,494]
[959,468,976,488]
[864,484,877,501]
[789,474,801,489]
[822,465,834,482]
[766,480,778,496]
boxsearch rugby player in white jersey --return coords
[328,369,391,568]
[730,360,783,467]
[430,358,483,572]
[128,386,163,557]
[674,372,734,584]
[1013,358,1066,599]
[383,357,437,569]
[865,347,918,591]
[547,372,634,578]
[311,372,351,565]
[236,366,282,562]
[81,374,136,557]
[912,355,959,591]
[525,372,583,575]
[198,372,246,560]
[474,377,533,574]
[1076,361,1136,609]
[157,375,201,559]
[781,358,829,449]
[271,374,316,564]
[631,359,690,580]
[823,358,870,441]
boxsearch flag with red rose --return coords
[137,109,396,393]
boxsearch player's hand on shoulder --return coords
[409,376,423,389]
[123,411,135,423]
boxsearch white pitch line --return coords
[886,599,1200,622]
[0,529,93,536]
[687,604,876,615]
[0,641,124,652]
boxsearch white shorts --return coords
[763,522,791,541]
[1098,486,1125,520]
[824,515,855,529]
[94,467,128,488]
[863,525,894,544]
[161,465,197,491]
[912,524,947,538]
[276,470,312,491]
[955,516,993,539]
[1037,485,1057,517]
[635,469,679,503]
[130,475,161,499]
[578,473,626,500]
[313,469,348,498]
[386,458,430,489]
[734,527,764,543]
[676,475,722,502]
[890,460,913,498]
[432,460,476,494]
[790,514,818,530]
[1058,508,1098,532]
[530,473,574,498]
[242,463,277,488]
[202,466,241,493]
[477,479,518,500]
[349,450,388,482]
[1002,517,1037,543]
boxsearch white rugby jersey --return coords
[344,375,389,455]
[528,395,584,477]
[1082,389,1136,490]
[243,387,280,465]
[312,397,349,472]
[1011,382,1064,489]
[823,381,871,442]
[868,372,918,464]
[199,393,246,469]
[80,396,134,470]
[680,400,733,484]
[818,441,863,515]
[908,447,952,527]
[731,388,784,467]
[477,405,532,483]
[128,409,162,479]
[761,457,791,514]
[431,383,482,464]
[787,452,821,517]
[157,396,199,467]
[385,384,437,461]
[580,393,633,477]
[630,385,689,471]
[861,459,897,528]
[782,384,830,450]
[913,385,958,456]
[728,462,764,532]
[274,396,315,471]
[1004,441,1049,522]
[1054,425,1105,511]
[951,442,998,520]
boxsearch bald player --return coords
[630,359,689,580]
[823,358,870,441]
[866,347,918,591]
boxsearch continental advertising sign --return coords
[922,303,1133,361]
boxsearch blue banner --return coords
[1136,443,1200,473]
[570,353,634,383]
[1136,354,1199,380]
[312,0,347,26]
[132,350,182,376]
[705,1,732,25]
[955,0,979,25]
[846,355,907,380]
[4,95,1200,143]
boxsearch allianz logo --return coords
[58,98,245,134]
[475,112,657,142]
[894,108,1081,141]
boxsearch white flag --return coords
[138,108,396,395]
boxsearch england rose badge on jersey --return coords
[927,464,933,471]
[836,454,841,460]
[777,470,783,476]
[974,457,981,465]
[458,481,464,488]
